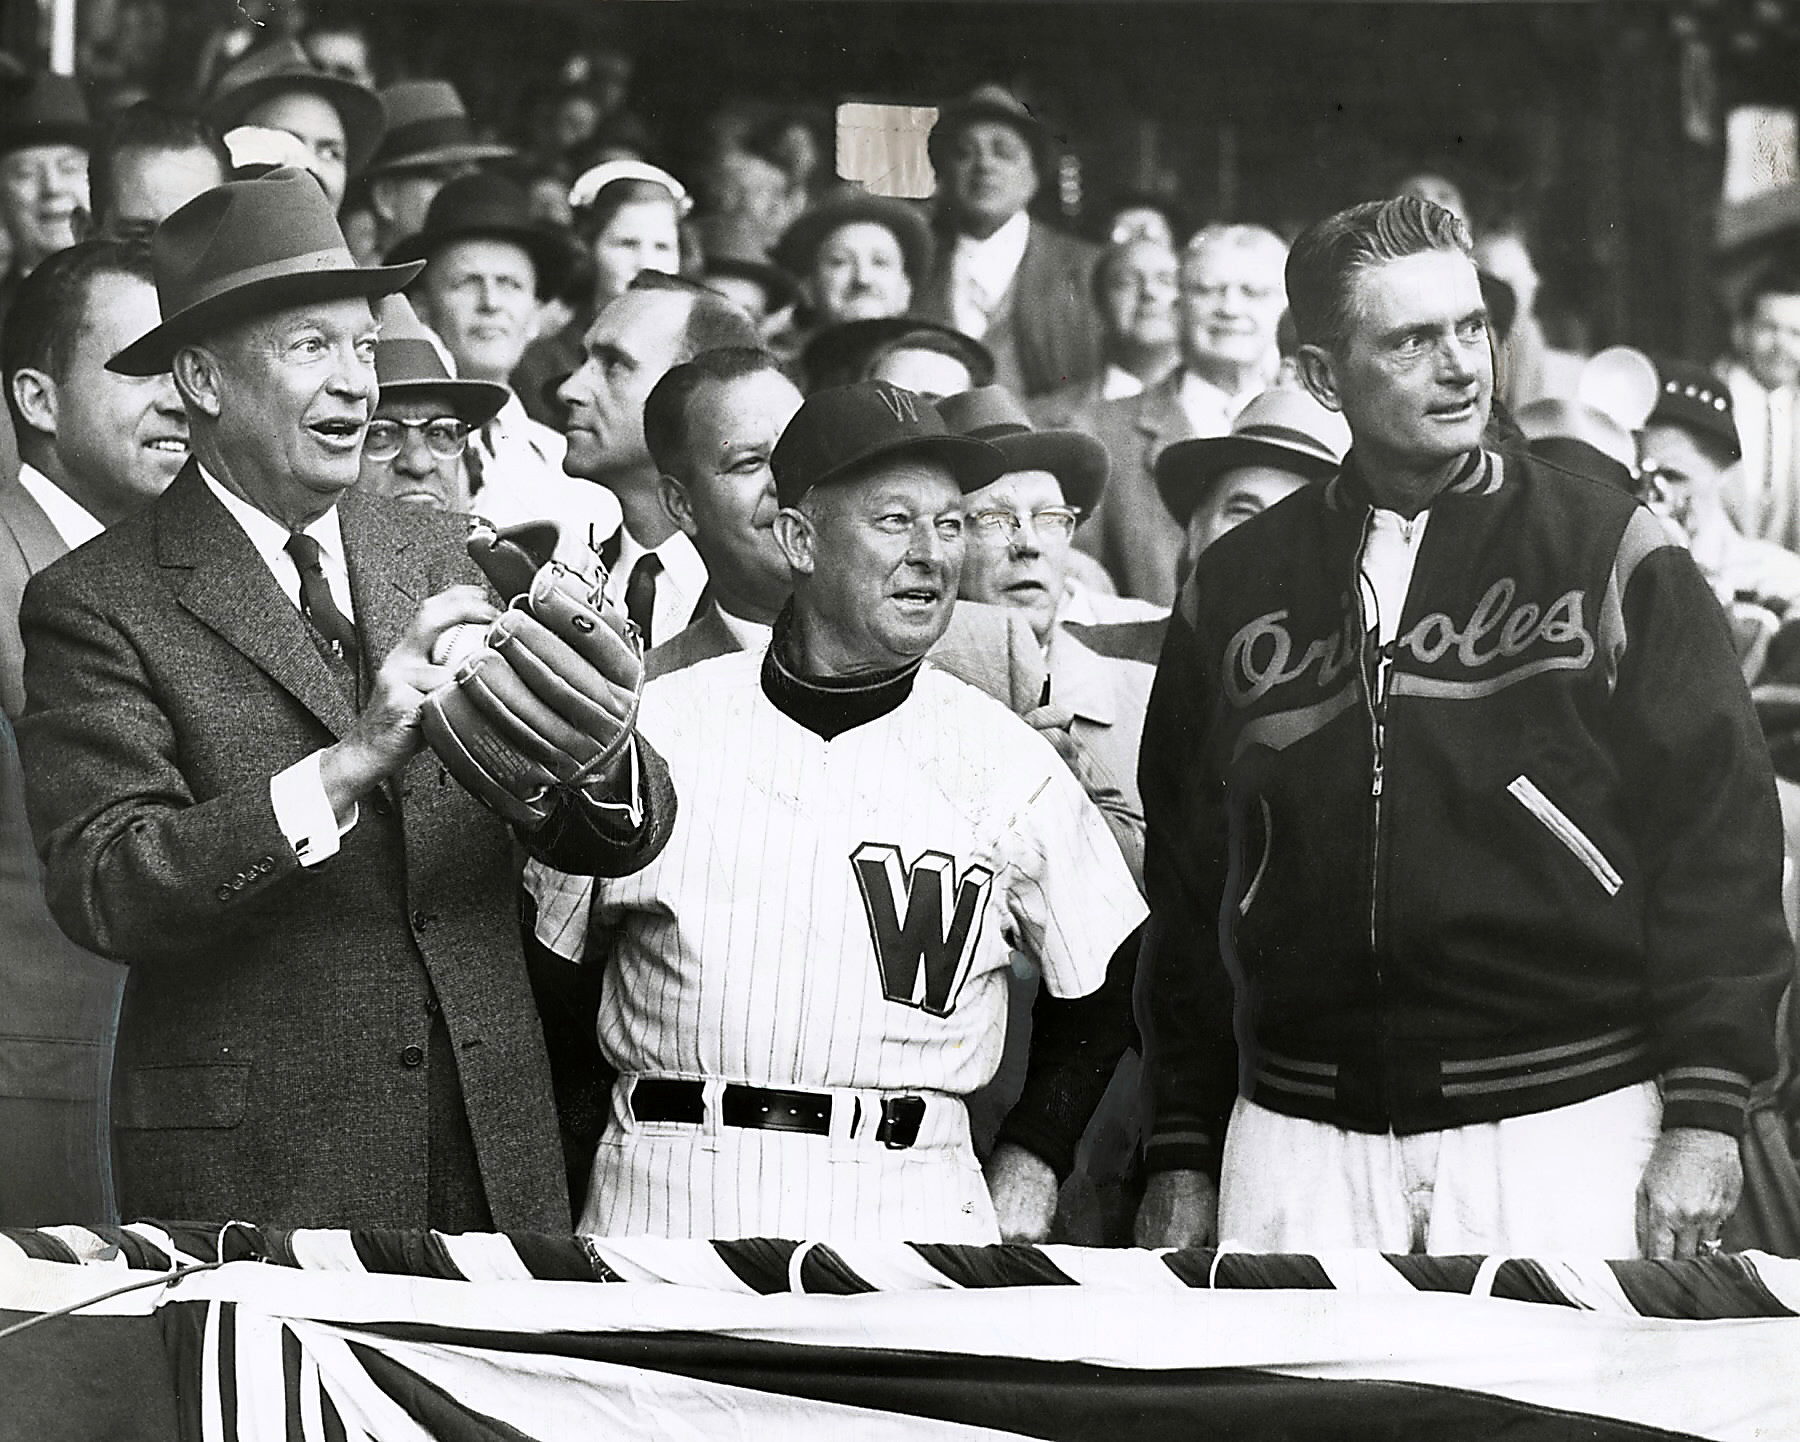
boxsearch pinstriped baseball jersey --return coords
[592,649,1146,1097]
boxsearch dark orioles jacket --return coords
[1139,446,1790,1178]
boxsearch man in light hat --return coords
[17,168,671,1231]
[1154,384,1351,589]
[389,171,617,564]
[574,378,1145,1244]
[363,80,515,260]
[204,39,385,211]
[917,85,1102,401]
[0,72,94,327]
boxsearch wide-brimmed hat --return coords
[1155,386,1350,524]
[108,167,423,375]
[773,188,935,286]
[927,84,1052,175]
[935,385,1108,514]
[371,293,508,427]
[0,72,94,156]
[1647,357,1741,461]
[802,315,994,394]
[205,39,385,178]
[384,172,572,296]
[364,80,514,177]
[771,380,1006,507]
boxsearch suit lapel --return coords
[1047,625,1118,727]
[0,470,72,575]
[158,464,358,738]
[1135,371,1191,473]
[340,489,425,673]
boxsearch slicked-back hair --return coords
[643,345,782,478]
[627,268,763,362]
[1286,196,1474,354]
[88,102,230,234]
[3,238,156,439]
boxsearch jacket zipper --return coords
[1352,511,1386,966]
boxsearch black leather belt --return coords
[631,1079,927,1150]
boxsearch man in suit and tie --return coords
[557,272,762,650]
[0,239,187,1224]
[1031,236,1181,426]
[18,169,671,1231]
[916,86,1102,402]
[1072,224,1289,605]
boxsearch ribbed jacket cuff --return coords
[1142,1127,1221,1178]
[1660,1066,1753,1137]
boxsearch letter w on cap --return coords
[877,386,919,424]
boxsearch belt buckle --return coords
[877,1095,926,1150]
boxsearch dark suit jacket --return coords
[17,463,666,1229]
[918,218,1104,399]
[0,470,125,1226]
[1062,370,1192,606]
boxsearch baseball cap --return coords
[1647,358,1741,461]
[771,381,1006,508]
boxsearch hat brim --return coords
[1154,435,1338,524]
[384,223,571,299]
[364,141,516,177]
[377,375,510,428]
[208,75,386,177]
[108,259,424,376]
[789,433,1006,506]
[988,429,1109,515]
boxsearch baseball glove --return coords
[419,521,644,826]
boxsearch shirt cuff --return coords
[271,750,357,867]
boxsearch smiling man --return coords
[1136,196,1789,1263]
[16,169,670,1231]
[573,379,1145,1244]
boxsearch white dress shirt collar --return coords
[1178,366,1267,437]
[198,465,353,617]
[15,463,104,550]
[606,525,708,645]
[714,602,773,654]
[950,210,1032,337]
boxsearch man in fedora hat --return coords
[205,39,385,211]
[364,80,515,260]
[17,168,672,1231]
[573,378,1144,1244]
[916,85,1102,402]
[389,171,617,565]
[1153,384,1350,590]
[0,238,184,1226]
[0,72,94,328]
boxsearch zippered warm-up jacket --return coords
[1139,445,1790,1179]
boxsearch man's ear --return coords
[1295,344,1342,413]
[658,473,697,537]
[172,345,224,421]
[773,506,815,576]
[10,366,58,440]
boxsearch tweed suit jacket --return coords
[0,470,125,1226]
[1062,369,1193,606]
[17,462,667,1230]
[918,219,1105,400]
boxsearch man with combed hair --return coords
[79,103,229,242]
[1076,224,1288,606]
[1136,195,1788,1260]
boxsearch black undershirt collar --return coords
[760,601,923,740]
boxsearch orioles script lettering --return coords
[1224,578,1594,707]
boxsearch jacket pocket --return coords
[115,1062,249,1130]
[1507,775,1622,897]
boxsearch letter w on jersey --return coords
[852,844,994,1016]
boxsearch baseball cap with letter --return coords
[771,381,1006,508]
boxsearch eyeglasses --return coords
[363,417,472,462]
[968,506,1079,545]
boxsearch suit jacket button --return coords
[400,1044,425,1068]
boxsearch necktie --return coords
[284,531,359,661]
[624,551,662,648]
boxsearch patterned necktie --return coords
[624,551,662,648]
[284,531,359,662]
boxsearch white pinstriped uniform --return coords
[577,649,1146,1243]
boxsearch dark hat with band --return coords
[1155,386,1349,524]
[384,171,572,297]
[934,385,1108,514]
[0,71,94,156]
[771,380,1006,508]
[373,293,508,428]
[364,80,514,176]
[108,167,422,375]
[205,39,385,178]
[1647,358,1741,462]
[927,84,1053,175]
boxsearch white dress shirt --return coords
[603,526,708,650]
[200,467,357,869]
[949,210,1032,341]
[1100,363,1146,402]
[15,463,103,550]
[470,394,622,570]
[1178,367,1268,439]
[1725,364,1800,552]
